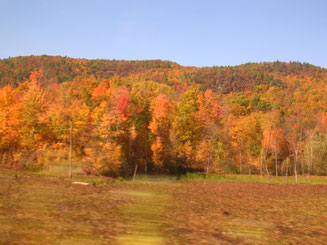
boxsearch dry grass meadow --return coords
[1,166,327,244]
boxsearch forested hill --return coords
[1,55,327,177]
[0,56,180,87]
[1,55,326,93]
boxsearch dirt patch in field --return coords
[164,182,327,244]
[0,173,129,244]
[1,171,327,244]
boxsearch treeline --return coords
[0,56,180,87]
[0,56,327,178]
[1,56,325,93]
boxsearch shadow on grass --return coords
[180,172,327,185]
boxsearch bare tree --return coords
[274,137,278,176]
[69,119,73,180]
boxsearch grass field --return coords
[1,167,327,244]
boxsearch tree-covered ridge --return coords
[1,55,326,93]
[0,55,181,87]
[0,56,327,178]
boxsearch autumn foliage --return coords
[1,56,327,177]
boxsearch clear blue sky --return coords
[1,0,326,67]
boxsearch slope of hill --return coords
[0,55,327,177]
[1,55,326,93]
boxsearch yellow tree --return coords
[195,89,222,176]
[230,113,262,174]
[149,93,174,170]
[0,85,21,167]
[83,84,128,176]
[173,85,201,166]
[17,71,51,169]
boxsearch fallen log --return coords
[72,181,90,186]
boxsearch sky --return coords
[1,0,327,67]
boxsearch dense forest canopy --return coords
[1,55,327,178]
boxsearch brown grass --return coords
[0,171,131,244]
[1,170,327,244]
[164,182,327,244]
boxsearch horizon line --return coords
[0,54,325,69]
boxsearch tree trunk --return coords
[264,151,270,180]
[239,151,242,175]
[260,148,263,178]
[274,137,278,177]
[265,130,271,180]
[145,131,148,175]
[310,133,313,176]
[301,155,304,177]
[128,132,132,159]
[133,163,138,181]
[286,157,289,184]
[69,119,73,180]
[206,156,210,179]
[294,148,298,183]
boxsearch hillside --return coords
[1,55,326,93]
[0,55,327,178]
